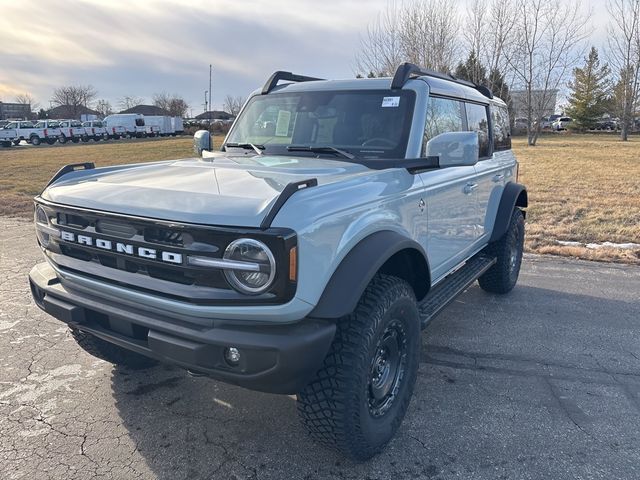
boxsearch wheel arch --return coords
[310,230,430,319]
[489,182,528,243]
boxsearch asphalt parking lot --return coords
[1,217,639,480]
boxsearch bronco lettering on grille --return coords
[59,230,183,264]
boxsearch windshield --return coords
[225,90,415,159]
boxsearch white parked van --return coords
[103,114,145,138]
[144,116,174,136]
[171,117,184,135]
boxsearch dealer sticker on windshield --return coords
[381,96,400,107]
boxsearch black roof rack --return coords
[391,62,493,99]
[262,71,324,95]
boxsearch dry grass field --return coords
[515,135,640,263]
[0,134,638,263]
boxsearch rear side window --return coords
[423,97,464,154]
[492,105,511,151]
[465,103,490,158]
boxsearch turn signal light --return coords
[289,246,297,282]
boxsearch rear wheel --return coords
[46,138,56,145]
[70,327,158,369]
[297,274,420,461]
[12,139,20,146]
[479,208,525,294]
[71,137,80,143]
[81,135,90,142]
[30,136,41,146]
[59,135,67,144]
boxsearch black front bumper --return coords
[29,262,335,394]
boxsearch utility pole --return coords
[209,64,212,121]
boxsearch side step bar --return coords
[419,254,496,329]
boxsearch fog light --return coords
[224,347,241,366]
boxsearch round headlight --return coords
[34,205,50,247]
[223,239,276,295]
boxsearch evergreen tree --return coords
[454,51,487,85]
[566,47,611,131]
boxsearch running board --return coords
[419,254,496,329]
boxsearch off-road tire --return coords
[30,135,41,146]
[479,208,525,294]
[297,275,420,461]
[59,136,67,144]
[70,327,158,370]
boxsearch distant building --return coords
[196,110,234,121]
[47,104,101,119]
[119,105,170,116]
[510,89,558,118]
[0,101,31,120]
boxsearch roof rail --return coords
[391,62,493,99]
[262,71,324,95]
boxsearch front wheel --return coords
[479,208,525,294]
[30,136,41,146]
[297,274,420,461]
[71,138,80,143]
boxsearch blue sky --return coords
[0,0,607,115]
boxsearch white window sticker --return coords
[275,110,292,136]
[381,96,400,107]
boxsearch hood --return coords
[42,154,372,227]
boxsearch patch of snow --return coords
[556,240,640,250]
[557,241,582,247]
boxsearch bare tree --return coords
[15,92,39,111]
[607,0,640,140]
[506,0,589,145]
[222,95,246,116]
[153,92,189,117]
[118,95,144,111]
[399,0,460,72]
[355,0,460,76]
[94,99,113,117]
[50,85,98,118]
[354,0,404,77]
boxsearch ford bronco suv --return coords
[29,63,527,460]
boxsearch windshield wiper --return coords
[225,142,264,155]
[286,145,356,160]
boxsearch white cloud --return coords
[0,0,609,114]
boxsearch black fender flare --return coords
[310,230,430,319]
[489,182,528,242]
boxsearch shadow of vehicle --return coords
[110,282,640,479]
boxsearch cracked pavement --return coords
[1,217,640,479]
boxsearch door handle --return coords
[463,182,478,194]
[492,174,505,182]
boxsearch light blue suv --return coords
[29,63,527,460]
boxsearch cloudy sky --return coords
[0,0,607,115]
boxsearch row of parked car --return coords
[0,114,184,147]
[513,114,636,133]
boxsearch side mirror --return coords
[193,130,212,155]
[426,131,479,167]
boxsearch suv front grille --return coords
[36,202,297,305]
